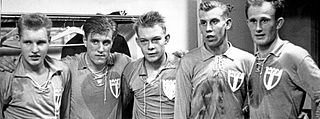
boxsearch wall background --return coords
[1,0,317,61]
[1,0,199,59]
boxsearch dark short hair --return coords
[245,0,285,19]
[82,16,117,40]
[133,11,166,36]
[17,13,52,37]
[199,1,233,18]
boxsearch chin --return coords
[145,57,159,63]
[28,61,42,67]
[93,60,106,65]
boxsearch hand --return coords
[298,111,309,119]
[172,50,188,58]
[0,56,16,72]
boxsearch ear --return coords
[165,34,170,45]
[16,35,21,46]
[276,17,284,30]
[135,37,141,47]
[83,37,87,47]
[48,36,51,43]
[16,35,20,41]
[225,18,232,30]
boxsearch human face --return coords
[246,2,281,47]
[20,28,49,68]
[199,7,231,48]
[84,32,113,66]
[136,25,168,63]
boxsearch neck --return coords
[23,59,47,74]
[144,53,167,71]
[206,39,229,55]
[86,55,106,72]
[257,35,281,58]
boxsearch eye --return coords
[248,18,257,24]
[151,38,161,43]
[261,18,270,24]
[200,20,207,26]
[139,39,149,46]
[140,39,148,43]
[90,39,99,45]
[37,40,47,45]
[23,40,32,45]
[103,40,111,46]
[209,19,219,25]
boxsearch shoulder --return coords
[0,71,12,86]
[111,52,132,65]
[230,47,255,63]
[47,57,70,72]
[180,47,202,63]
[122,58,143,83]
[124,58,142,72]
[61,52,83,65]
[281,42,310,64]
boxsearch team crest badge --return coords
[227,70,245,92]
[263,67,283,90]
[162,77,176,100]
[109,78,121,98]
[54,87,63,117]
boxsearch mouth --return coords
[147,53,157,57]
[255,34,265,39]
[206,35,217,41]
[95,55,107,58]
[29,55,41,60]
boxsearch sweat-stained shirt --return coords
[248,40,320,119]
[122,53,180,119]
[62,52,131,119]
[0,56,71,119]
[174,43,255,119]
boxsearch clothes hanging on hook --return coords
[0,28,19,49]
[50,26,84,46]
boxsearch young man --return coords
[62,16,131,119]
[122,11,180,118]
[0,13,71,119]
[174,1,255,119]
[245,0,320,118]
[0,16,131,119]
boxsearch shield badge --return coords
[263,67,283,90]
[109,78,121,98]
[162,77,176,100]
[227,70,245,92]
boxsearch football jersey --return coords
[123,53,180,119]
[174,43,255,119]
[0,56,71,119]
[62,52,131,119]
[248,40,320,118]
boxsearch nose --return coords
[147,41,155,50]
[255,22,263,33]
[206,24,213,33]
[97,42,104,53]
[31,43,40,53]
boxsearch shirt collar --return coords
[200,42,235,61]
[254,40,288,57]
[78,52,115,70]
[138,52,178,77]
[13,55,62,76]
